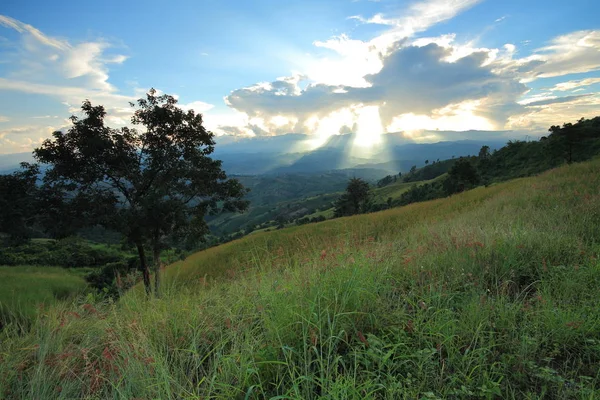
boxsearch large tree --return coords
[334,177,371,217]
[34,89,249,295]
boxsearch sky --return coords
[0,0,599,154]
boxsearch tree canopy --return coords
[334,178,371,217]
[34,89,249,295]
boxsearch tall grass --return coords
[0,266,89,326]
[1,160,600,399]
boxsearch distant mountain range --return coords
[214,131,514,175]
[1,130,522,175]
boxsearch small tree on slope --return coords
[34,89,249,296]
[334,177,371,217]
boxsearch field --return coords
[0,266,89,323]
[1,159,600,398]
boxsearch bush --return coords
[0,237,127,267]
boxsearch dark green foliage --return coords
[296,215,327,225]
[444,157,480,194]
[391,117,600,210]
[0,237,126,267]
[334,178,372,217]
[33,90,249,295]
[0,164,40,243]
[402,158,456,183]
[85,257,141,297]
[376,175,394,188]
[397,180,446,206]
[484,117,600,182]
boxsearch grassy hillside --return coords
[1,159,600,399]
[0,266,89,323]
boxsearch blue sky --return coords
[0,0,599,154]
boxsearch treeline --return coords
[0,237,125,267]
[336,116,600,216]
[376,159,457,188]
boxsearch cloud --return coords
[508,93,600,131]
[225,23,600,138]
[549,77,600,92]
[225,41,527,136]
[0,115,8,123]
[180,101,215,114]
[498,30,600,82]
[0,14,135,118]
[0,15,214,153]
[0,124,66,154]
[351,0,482,36]
[0,15,69,51]
[521,93,595,107]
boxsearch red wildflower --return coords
[83,304,97,314]
[310,328,318,347]
[357,331,369,347]
[102,347,114,361]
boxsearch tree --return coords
[548,119,589,164]
[425,160,429,165]
[0,163,40,243]
[376,175,393,188]
[34,90,249,296]
[444,158,479,194]
[410,165,417,173]
[334,178,371,217]
[478,145,490,159]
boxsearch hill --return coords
[1,158,599,398]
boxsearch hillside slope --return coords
[2,159,600,399]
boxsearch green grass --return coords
[0,266,89,323]
[1,160,600,399]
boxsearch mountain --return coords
[0,152,35,174]
[0,130,519,176]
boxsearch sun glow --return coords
[304,108,355,150]
[354,105,384,148]
[386,101,495,141]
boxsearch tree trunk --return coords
[153,239,161,298]
[136,241,151,296]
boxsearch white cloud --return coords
[497,30,600,82]
[0,124,63,154]
[180,101,215,114]
[0,15,69,51]
[549,77,600,92]
[508,93,600,131]
[0,15,215,153]
[0,115,8,123]
[351,0,482,52]
[225,41,528,136]
[225,21,600,138]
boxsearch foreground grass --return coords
[1,160,600,399]
[0,266,89,324]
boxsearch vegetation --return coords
[333,178,372,217]
[0,164,40,243]
[0,237,127,267]
[1,158,599,398]
[32,90,248,295]
[0,266,88,325]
